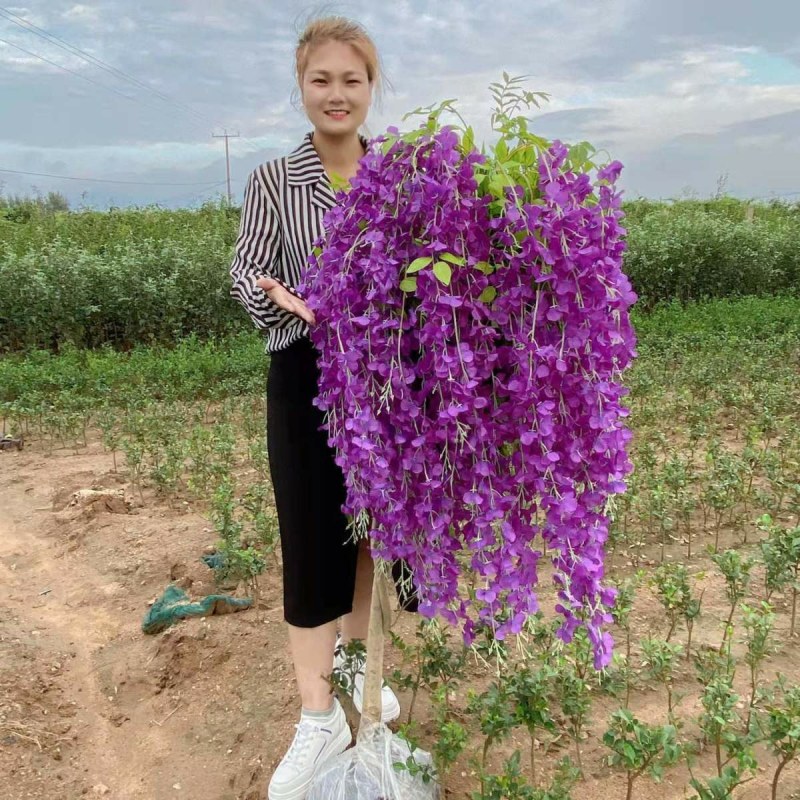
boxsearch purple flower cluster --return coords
[303,126,637,668]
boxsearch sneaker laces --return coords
[282,719,319,766]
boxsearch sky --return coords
[0,0,799,208]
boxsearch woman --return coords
[230,17,403,800]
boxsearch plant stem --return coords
[719,603,737,654]
[772,757,788,800]
[686,518,692,559]
[746,664,757,732]
[574,730,584,777]
[481,736,492,796]
[624,629,632,709]
[406,661,423,725]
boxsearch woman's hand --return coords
[256,277,316,326]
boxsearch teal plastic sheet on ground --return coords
[141,583,252,634]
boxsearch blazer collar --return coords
[287,132,324,187]
[286,131,369,187]
[287,131,368,212]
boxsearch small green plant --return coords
[683,586,704,661]
[508,665,557,784]
[702,441,743,552]
[96,403,121,471]
[329,637,366,720]
[741,601,775,731]
[467,680,517,795]
[240,481,278,555]
[393,722,438,787]
[651,563,694,642]
[693,644,736,688]
[688,766,753,799]
[602,709,681,800]
[389,619,467,725]
[757,514,800,636]
[609,577,638,708]
[209,478,265,593]
[428,685,468,787]
[553,658,592,777]
[711,549,753,654]
[759,675,800,800]
[471,750,579,800]
[663,451,698,558]
[639,638,684,717]
[697,678,756,781]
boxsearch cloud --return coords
[1,0,800,206]
[62,5,101,24]
[566,0,800,80]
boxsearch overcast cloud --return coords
[0,0,798,207]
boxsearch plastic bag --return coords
[308,721,439,800]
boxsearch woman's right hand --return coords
[256,277,316,326]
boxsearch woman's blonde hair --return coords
[294,16,386,103]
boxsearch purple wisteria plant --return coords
[302,78,637,669]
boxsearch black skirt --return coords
[267,336,419,627]
[267,337,358,627]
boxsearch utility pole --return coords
[213,130,240,204]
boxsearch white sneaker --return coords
[333,638,401,723]
[267,698,352,800]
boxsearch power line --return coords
[0,10,268,175]
[0,167,226,186]
[0,36,143,103]
[0,37,217,142]
[0,6,224,131]
[0,6,268,153]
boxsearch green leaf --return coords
[439,252,465,266]
[473,261,494,275]
[399,277,418,292]
[463,126,475,154]
[479,286,497,303]
[432,261,452,286]
[406,256,433,274]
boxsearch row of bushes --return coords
[0,199,798,352]
[1,296,794,409]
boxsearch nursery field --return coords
[1,294,799,799]
[1,197,799,352]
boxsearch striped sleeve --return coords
[229,168,283,331]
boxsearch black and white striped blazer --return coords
[229,131,368,352]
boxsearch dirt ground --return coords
[1,437,799,799]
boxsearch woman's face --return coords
[301,40,372,138]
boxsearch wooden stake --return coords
[358,567,392,736]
